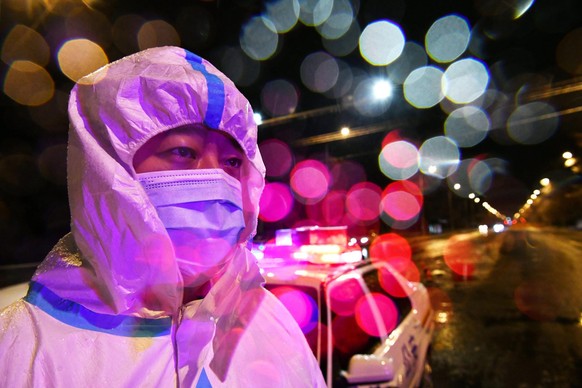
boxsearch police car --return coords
[254,226,434,387]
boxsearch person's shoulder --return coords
[1,299,36,332]
[0,299,38,361]
[252,288,308,339]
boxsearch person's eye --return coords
[225,157,243,168]
[168,147,196,159]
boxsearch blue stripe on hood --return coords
[184,50,225,129]
[25,281,172,337]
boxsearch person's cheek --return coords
[226,168,241,181]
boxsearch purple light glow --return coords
[370,233,420,284]
[381,181,423,221]
[305,190,347,225]
[355,293,398,337]
[330,160,366,191]
[329,277,365,316]
[290,159,331,203]
[259,182,294,222]
[346,181,382,223]
[270,286,318,333]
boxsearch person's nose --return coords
[197,151,220,169]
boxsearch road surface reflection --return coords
[412,226,582,387]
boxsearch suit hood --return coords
[32,46,266,317]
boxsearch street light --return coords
[372,79,393,100]
[565,158,577,168]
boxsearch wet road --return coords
[412,226,582,387]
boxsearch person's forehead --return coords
[168,125,240,147]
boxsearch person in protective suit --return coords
[0,46,326,387]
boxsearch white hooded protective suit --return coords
[0,46,325,387]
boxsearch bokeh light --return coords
[346,182,382,223]
[507,102,559,145]
[323,58,354,98]
[444,106,490,147]
[269,286,318,333]
[403,66,445,108]
[259,182,294,222]
[322,20,361,57]
[379,140,419,180]
[315,0,354,39]
[443,236,476,278]
[3,60,54,106]
[300,51,339,93]
[216,46,261,87]
[64,6,112,48]
[514,0,535,19]
[385,41,428,85]
[307,190,348,225]
[359,20,405,66]
[57,39,109,82]
[298,0,334,27]
[442,58,489,103]
[261,79,299,116]
[369,233,412,264]
[381,181,424,225]
[418,136,460,178]
[379,264,417,297]
[259,139,294,178]
[556,27,582,75]
[355,293,398,337]
[329,276,365,316]
[290,159,331,204]
[425,14,471,63]
[330,160,367,190]
[263,0,300,33]
[1,24,50,66]
[448,158,479,197]
[411,172,442,195]
[468,159,493,195]
[240,16,279,61]
[138,20,181,50]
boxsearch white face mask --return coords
[137,169,246,287]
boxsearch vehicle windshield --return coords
[327,264,413,372]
